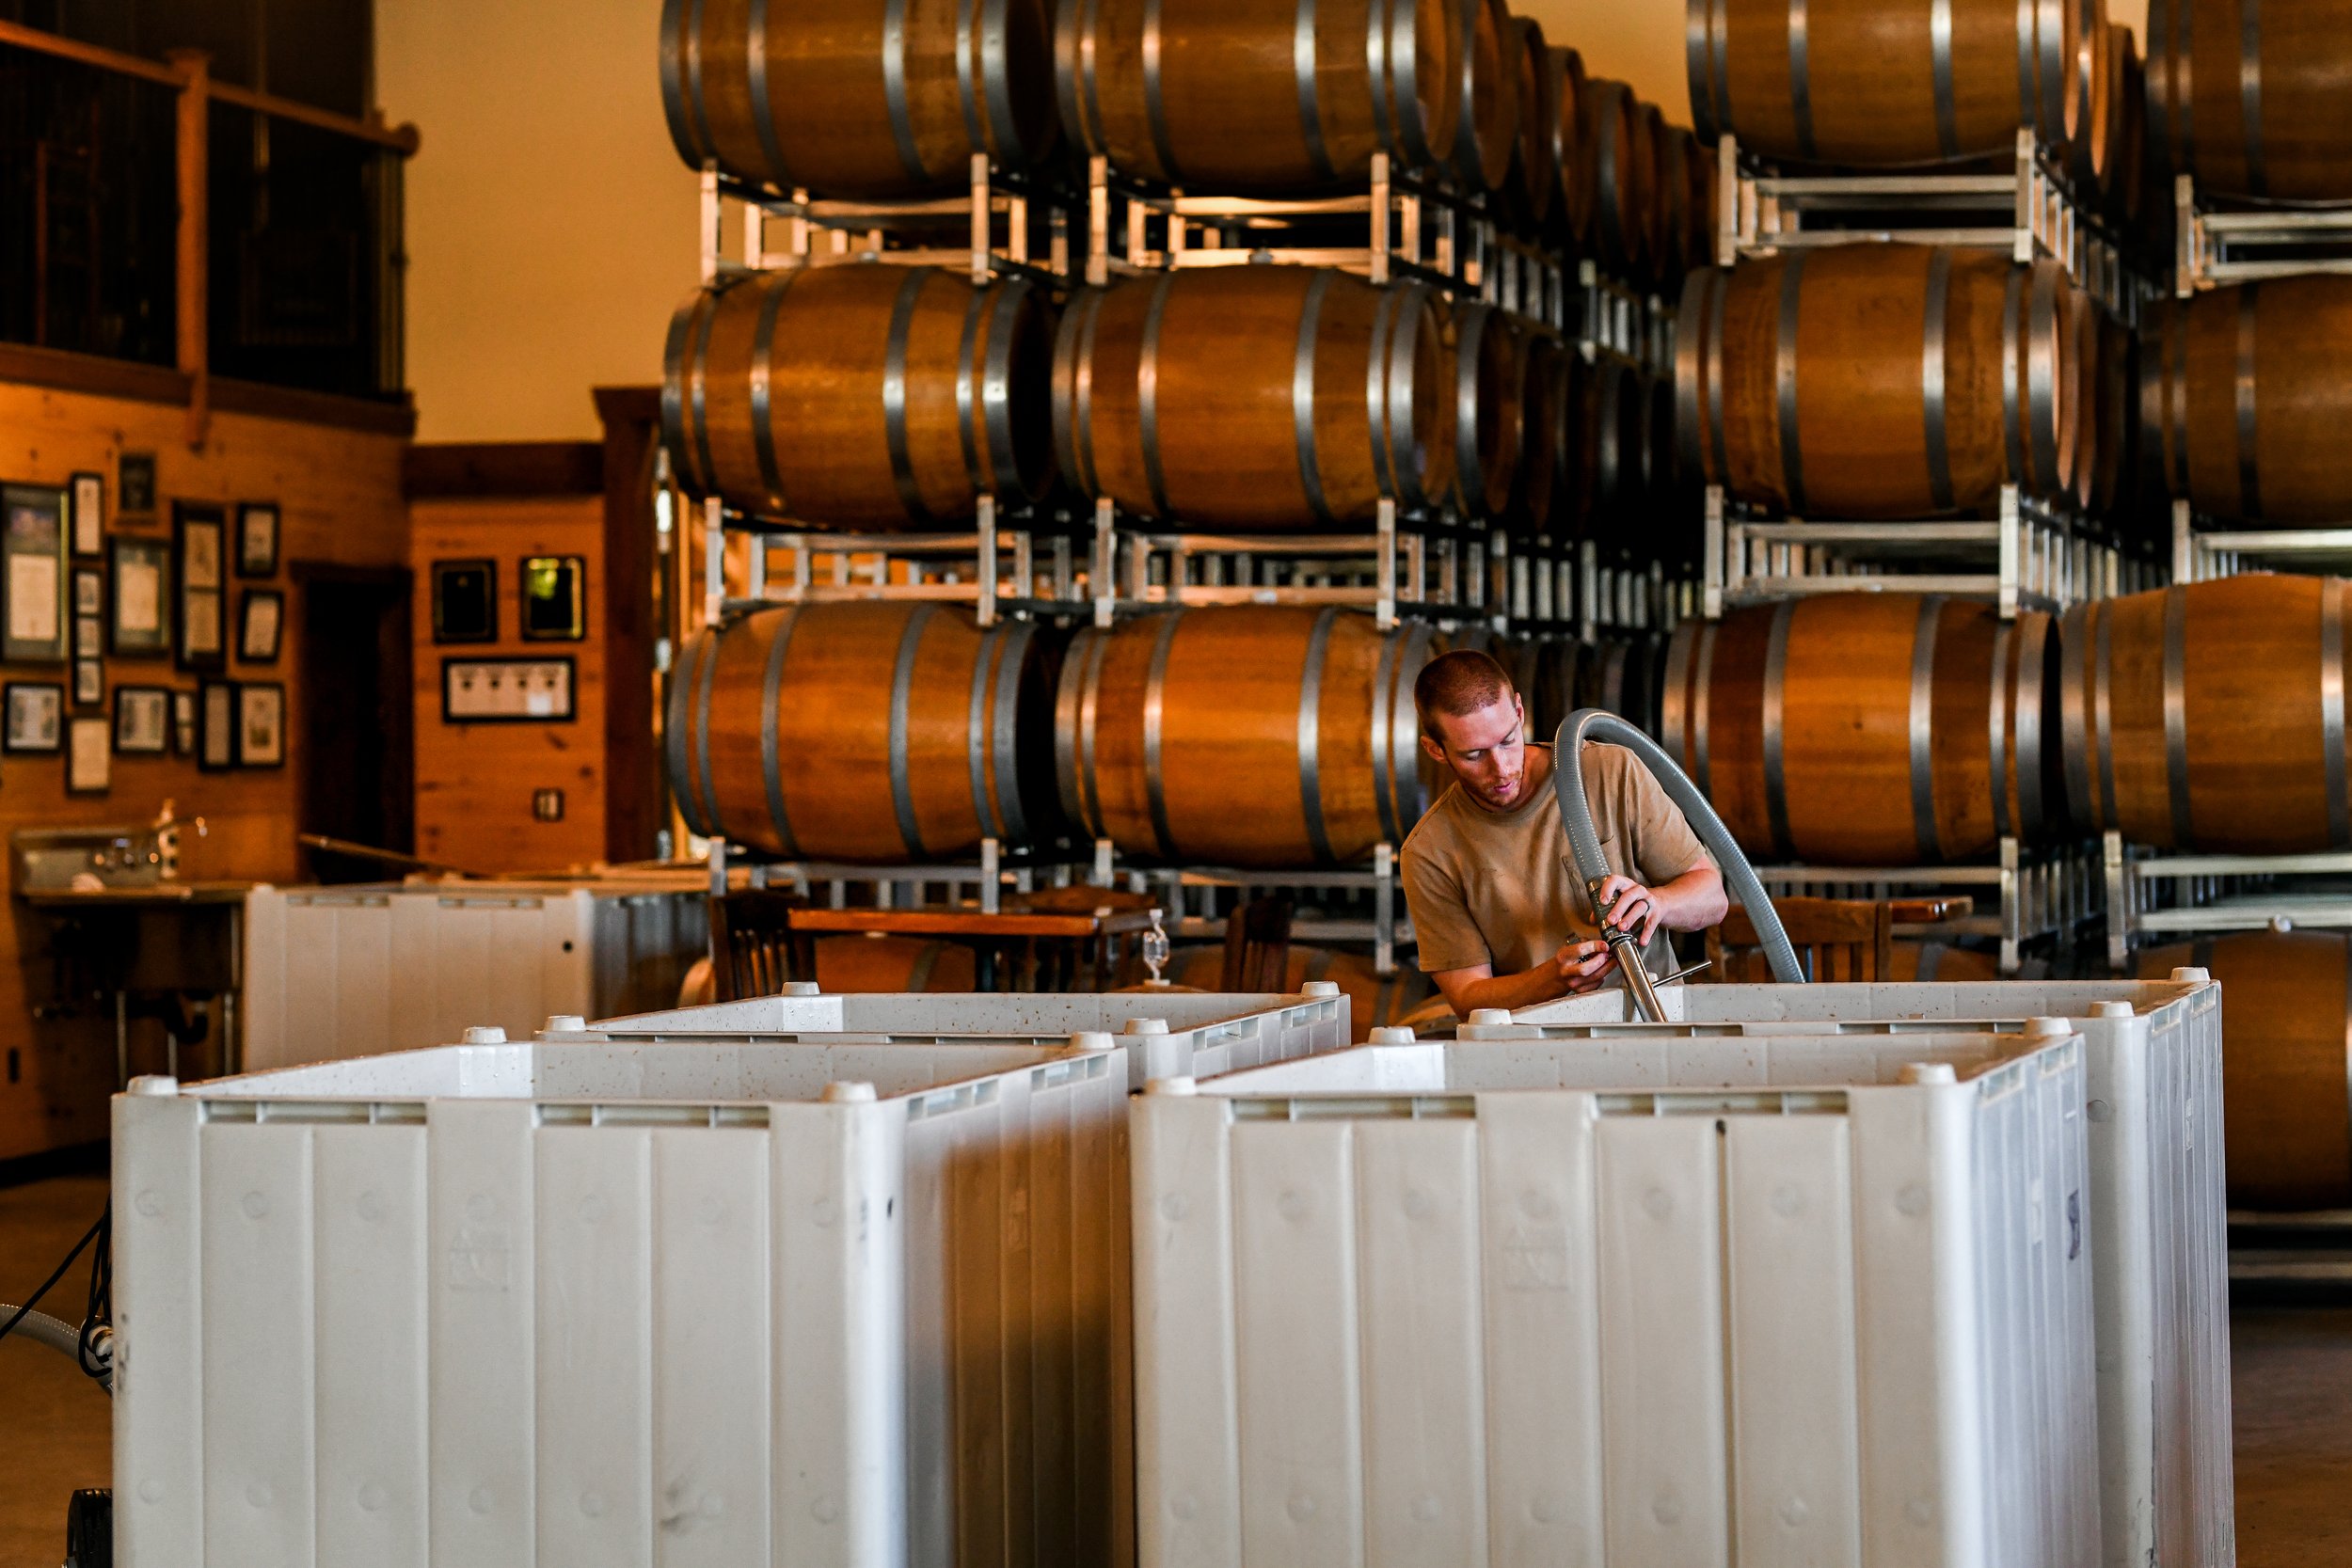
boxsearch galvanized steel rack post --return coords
[702,153,1075,287]
[1089,841,1411,976]
[2169,498,2352,582]
[2172,173,2352,293]
[1755,834,2104,975]
[701,832,1096,917]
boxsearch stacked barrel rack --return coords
[653,0,1712,977]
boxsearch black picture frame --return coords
[174,502,226,673]
[3,681,63,753]
[70,471,103,557]
[236,681,285,768]
[1,483,69,665]
[238,588,284,664]
[431,558,498,643]
[72,657,103,711]
[117,452,155,518]
[113,686,170,755]
[66,715,109,795]
[171,689,197,758]
[108,535,169,657]
[236,502,278,578]
[441,656,577,724]
[198,680,237,771]
[519,554,587,641]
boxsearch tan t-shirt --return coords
[1402,742,1715,977]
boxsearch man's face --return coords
[1422,692,1529,811]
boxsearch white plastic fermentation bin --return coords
[1497,974,2233,1568]
[114,1036,1131,1568]
[242,880,709,1071]
[1134,1027,2100,1568]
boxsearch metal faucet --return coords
[152,800,207,882]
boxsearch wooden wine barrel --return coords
[1053,267,1453,528]
[1055,607,1438,866]
[2062,577,2352,853]
[1451,303,1524,519]
[663,265,1057,529]
[1689,0,2083,168]
[1521,636,1589,742]
[1663,594,2064,863]
[2146,0,2352,201]
[659,0,1057,198]
[2089,310,2136,516]
[1545,47,1593,245]
[1167,943,1437,1041]
[1675,248,2082,518]
[1505,17,1557,228]
[1581,80,1651,278]
[2103,22,2144,224]
[2138,930,2352,1211]
[2068,288,2100,511]
[812,933,979,992]
[1446,0,1518,192]
[2138,277,2352,525]
[1575,354,1647,547]
[2060,0,2112,195]
[1889,941,2005,982]
[668,603,1065,862]
[1582,634,1666,739]
[1508,331,1566,532]
[1055,0,1459,195]
[1649,125,1705,289]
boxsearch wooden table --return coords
[787,905,1163,991]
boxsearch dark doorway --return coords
[294,563,412,883]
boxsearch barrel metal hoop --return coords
[1299,608,1340,863]
[1930,0,1959,159]
[1673,271,1708,483]
[2015,613,2046,834]
[2162,585,2192,848]
[2058,602,2095,828]
[1366,0,1394,152]
[660,296,698,491]
[749,273,796,515]
[1295,0,1335,181]
[1692,620,1717,795]
[2034,0,2064,138]
[2172,0,2196,168]
[760,608,803,856]
[978,0,1024,160]
[2026,263,2060,494]
[968,624,1001,839]
[1661,619,1692,770]
[1295,270,1338,524]
[1910,595,1945,861]
[1371,617,1404,845]
[692,625,723,840]
[689,286,723,506]
[1774,254,1808,513]
[952,0,986,159]
[1365,286,1401,499]
[884,269,939,525]
[1387,287,1430,507]
[1685,0,1716,144]
[2168,303,2190,494]
[955,278,990,494]
[658,0,701,164]
[1761,598,1797,859]
[1052,627,1094,832]
[1922,248,1956,512]
[1999,263,2026,489]
[1142,0,1180,180]
[889,606,938,859]
[1710,0,1733,143]
[1061,288,1106,497]
[1788,0,1817,161]
[665,631,712,838]
[1390,0,1433,167]
[1078,624,1110,833]
[2325,579,2352,850]
[682,0,718,162]
[2013,0,2036,133]
[1139,274,1176,518]
[1142,610,1184,857]
[2240,0,2265,198]
[979,278,1029,499]
[990,617,1033,842]
[1706,267,1730,484]
[883,0,928,184]
[746,0,793,186]
[1989,616,2014,839]
[2235,282,2263,518]
[2095,597,2119,836]
[1077,0,1108,150]
[1454,306,1490,508]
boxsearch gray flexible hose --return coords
[1551,709,1805,987]
[0,1304,111,1392]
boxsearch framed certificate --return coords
[109,535,169,657]
[2,483,68,664]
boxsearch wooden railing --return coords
[0,20,421,444]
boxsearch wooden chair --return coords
[1220,895,1295,992]
[707,889,816,1001]
[1707,896,1894,984]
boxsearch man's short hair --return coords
[1415,649,1517,741]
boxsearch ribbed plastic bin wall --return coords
[1497,975,2233,1568]
[549,986,1354,1088]
[243,882,709,1071]
[1136,1028,2099,1568]
[114,1037,1131,1568]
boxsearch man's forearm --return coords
[1652,865,1729,932]
[1441,963,1580,1015]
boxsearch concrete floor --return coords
[2,1169,2348,1564]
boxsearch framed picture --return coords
[519,554,586,641]
[238,588,283,664]
[431,558,497,643]
[113,686,169,754]
[175,503,225,672]
[236,681,285,768]
[171,689,197,758]
[108,535,169,657]
[73,566,102,618]
[71,472,103,557]
[72,658,103,708]
[2,483,68,664]
[67,715,109,794]
[198,681,236,770]
[442,657,576,723]
[118,452,155,518]
[236,502,278,578]
[4,682,63,753]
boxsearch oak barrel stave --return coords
[2146,0,2352,201]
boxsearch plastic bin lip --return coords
[1507,976,2215,1027]
[569,989,1328,1039]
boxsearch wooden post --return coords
[168,48,210,449]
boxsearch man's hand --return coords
[1593,874,1665,944]
[1552,939,1615,993]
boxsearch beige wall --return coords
[376,0,698,444]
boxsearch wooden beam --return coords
[403,443,605,499]
[212,377,418,437]
[169,48,209,450]
[0,342,192,406]
[594,387,665,862]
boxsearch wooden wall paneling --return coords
[595,386,661,863]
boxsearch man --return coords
[1401,648,1728,1015]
